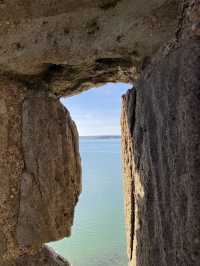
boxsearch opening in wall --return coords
[48,82,132,266]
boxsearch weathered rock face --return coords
[0,0,200,265]
[0,81,81,264]
[0,0,180,95]
[1,246,70,266]
[121,89,136,262]
[121,3,200,265]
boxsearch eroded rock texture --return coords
[0,0,200,265]
[0,82,81,264]
[121,3,200,265]
[1,246,70,266]
[121,89,136,262]
[0,0,180,95]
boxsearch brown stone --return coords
[0,0,180,95]
[1,246,70,266]
[192,21,200,36]
[121,88,136,262]
[0,81,81,262]
[0,0,200,265]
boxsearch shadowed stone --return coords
[121,5,200,264]
[1,246,70,266]
[0,0,180,94]
[0,82,81,263]
[0,0,200,265]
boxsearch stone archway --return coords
[0,1,200,266]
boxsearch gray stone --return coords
[0,0,200,265]
[121,4,200,264]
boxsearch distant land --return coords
[80,135,121,139]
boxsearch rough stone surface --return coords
[121,3,200,265]
[121,89,136,262]
[1,246,70,266]
[0,82,81,263]
[0,0,180,94]
[0,0,200,265]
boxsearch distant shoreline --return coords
[80,135,121,139]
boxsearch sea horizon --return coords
[79,135,121,139]
[49,137,127,266]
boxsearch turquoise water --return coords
[49,137,128,266]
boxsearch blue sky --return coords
[61,83,132,136]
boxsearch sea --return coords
[49,137,128,266]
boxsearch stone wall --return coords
[0,81,81,265]
[0,0,200,265]
[121,1,200,265]
[0,0,180,93]
[1,246,70,266]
